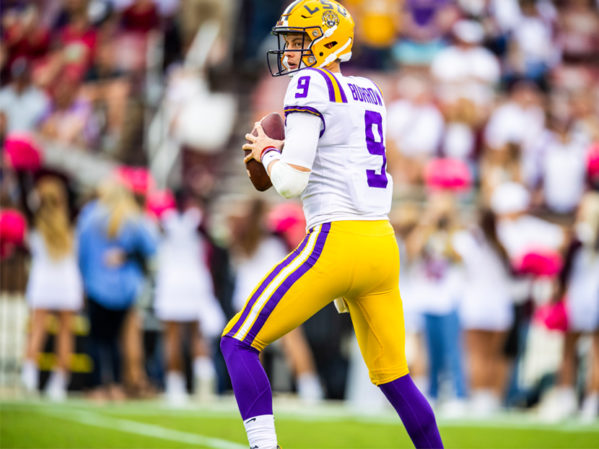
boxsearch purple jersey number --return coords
[364,110,388,188]
[295,76,310,98]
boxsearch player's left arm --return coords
[243,112,319,198]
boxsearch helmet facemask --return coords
[267,27,322,77]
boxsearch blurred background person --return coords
[489,181,566,406]
[540,191,599,422]
[77,178,157,401]
[406,190,467,415]
[454,208,514,415]
[153,188,221,406]
[20,175,83,401]
[431,19,500,111]
[0,58,49,136]
[386,74,444,189]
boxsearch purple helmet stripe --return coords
[242,222,332,345]
[226,230,312,338]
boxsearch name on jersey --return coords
[347,83,382,106]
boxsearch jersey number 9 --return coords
[364,110,388,189]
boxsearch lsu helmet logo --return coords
[322,10,339,28]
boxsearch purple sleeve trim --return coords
[284,105,326,137]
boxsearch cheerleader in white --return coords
[549,192,599,421]
[21,176,83,401]
[154,193,223,405]
[453,209,514,414]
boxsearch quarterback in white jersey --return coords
[221,1,443,448]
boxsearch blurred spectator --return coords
[504,0,558,89]
[393,0,459,66]
[491,182,565,261]
[570,91,599,147]
[153,189,222,406]
[0,58,49,135]
[20,175,83,401]
[557,0,599,66]
[484,82,545,155]
[386,74,444,188]
[482,82,545,198]
[406,192,467,414]
[536,114,588,217]
[121,0,160,34]
[228,198,324,403]
[81,37,131,153]
[453,208,514,415]
[1,4,51,82]
[539,191,599,422]
[438,97,483,173]
[431,19,500,108]
[53,2,99,82]
[390,203,426,389]
[345,0,402,70]
[490,181,565,404]
[76,179,157,401]
[39,76,99,148]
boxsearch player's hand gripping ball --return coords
[243,112,285,191]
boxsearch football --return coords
[245,112,285,191]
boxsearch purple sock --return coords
[220,336,273,420]
[379,374,443,449]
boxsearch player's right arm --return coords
[244,70,329,198]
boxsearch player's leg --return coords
[163,321,187,404]
[22,308,48,392]
[423,313,443,402]
[581,330,599,420]
[44,310,74,400]
[345,225,443,449]
[220,223,344,449]
[347,291,443,449]
[280,327,323,403]
[191,321,217,400]
[444,310,467,401]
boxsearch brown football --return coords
[245,112,285,191]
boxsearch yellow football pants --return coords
[222,220,409,385]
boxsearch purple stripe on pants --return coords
[242,223,331,345]
[225,230,312,338]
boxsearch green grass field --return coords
[1,398,598,449]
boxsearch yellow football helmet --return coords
[267,0,354,76]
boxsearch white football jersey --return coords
[283,67,393,229]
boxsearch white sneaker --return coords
[297,373,324,404]
[580,393,598,423]
[21,360,38,394]
[193,357,217,401]
[44,370,67,402]
[440,398,468,418]
[470,390,501,417]
[165,371,188,407]
[539,387,577,422]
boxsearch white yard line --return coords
[41,408,247,449]
[3,399,598,435]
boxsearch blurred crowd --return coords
[0,0,598,423]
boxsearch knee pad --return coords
[220,336,258,360]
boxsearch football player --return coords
[221,1,443,448]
